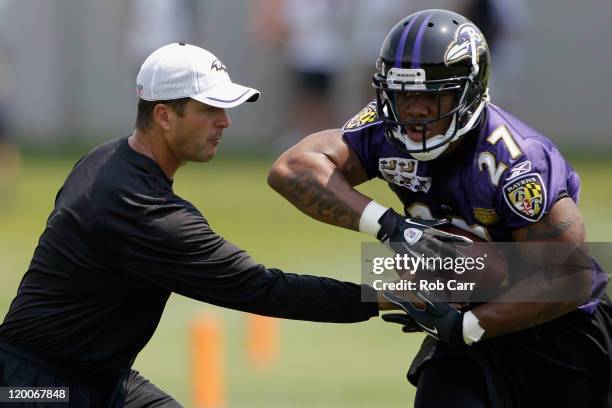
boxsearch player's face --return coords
[396,91,456,142]
[171,99,231,163]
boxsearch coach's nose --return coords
[215,109,231,129]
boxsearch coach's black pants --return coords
[0,339,181,407]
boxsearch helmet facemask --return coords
[373,67,488,161]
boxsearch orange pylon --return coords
[246,314,278,368]
[191,314,225,408]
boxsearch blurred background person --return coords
[122,0,201,75]
[460,0,530,110]
[252,0,352,150]
[346,0,415,112]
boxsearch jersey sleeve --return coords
[494,139,579,230]
[119,198,378,323]
[341,101,384,180]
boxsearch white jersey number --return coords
[479,125,524,186]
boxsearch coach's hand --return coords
[382,291,464,345]
[381,311,422,333]
[376,209,472,259]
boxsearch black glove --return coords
[381,312,422,333]
[376,209,472,259]
[382,291,465,346]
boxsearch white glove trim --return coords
[359,201,388,237]
[463,310,485,345]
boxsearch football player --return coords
[268,9,612,407]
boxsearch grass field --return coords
[0,150,611,407]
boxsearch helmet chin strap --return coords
[402,117,458,161]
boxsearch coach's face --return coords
[396,91,456,142]
[169,99,231,163]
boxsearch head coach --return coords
[0,43,389,407]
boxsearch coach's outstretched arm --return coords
[117,192,399,322]
[268,129,372,231]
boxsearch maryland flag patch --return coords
[503,173,547,222]
[343,101,379,131]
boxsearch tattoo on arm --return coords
[525,217,574,240]
[282,171,360,230]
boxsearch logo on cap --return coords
[211,59,227,73]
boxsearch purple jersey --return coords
[343,101,607,311]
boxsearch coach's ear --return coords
[152,103,173,131]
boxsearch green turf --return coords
[0,151,611,407]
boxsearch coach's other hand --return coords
[382,291,464,346]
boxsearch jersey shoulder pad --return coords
[475,109,555,224]
[343,101,380,132]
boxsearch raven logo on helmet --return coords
[444,23,488,66]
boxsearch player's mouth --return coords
[405,125,431,142]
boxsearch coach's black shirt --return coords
[0,136,378,378]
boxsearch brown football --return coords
[435,225,508,287]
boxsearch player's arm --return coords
[269,129,471,262]
[469,197,592,340]
[267,129,372,231]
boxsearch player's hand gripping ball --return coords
[376,209,473,258]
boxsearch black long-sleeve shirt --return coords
[0,136,378,378]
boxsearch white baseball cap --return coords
[136,43,260,108]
